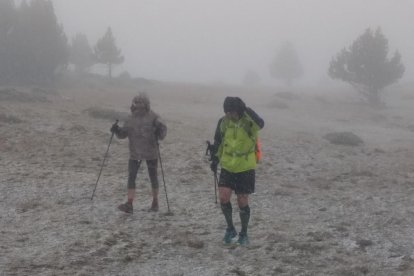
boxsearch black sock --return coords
[221,202,234,231]
[239,205,250,235]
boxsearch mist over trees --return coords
[0,0,18,82]
[0,0,126,84]
[94,27,124,78]
[70,33,94,74]
[329,27,405,106]
[1,0,411,90]
[270,41,303,87]
[0,0,68,84]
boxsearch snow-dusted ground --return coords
[1,82,414,276]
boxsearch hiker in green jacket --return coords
[210,96,264,245]
[111,92,167,214]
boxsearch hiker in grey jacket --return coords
[111,92,167,213]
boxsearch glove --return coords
[154,127,164,140]
[210,158,218,173]
[110,123,119,134]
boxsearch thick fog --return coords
[53,0,414,85]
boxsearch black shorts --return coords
[218,169,255,194]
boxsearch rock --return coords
[187,239,204,249]
[229,267,247,276]
[323,131,364,146]
[356,239,373,249]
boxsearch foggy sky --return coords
[52,0,414,85]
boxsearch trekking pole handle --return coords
[205,140,212,157]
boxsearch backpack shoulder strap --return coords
[219,117,228,137]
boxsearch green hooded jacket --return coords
[216,113,261,173]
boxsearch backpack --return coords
[220,117,262,163]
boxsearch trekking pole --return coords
[213,171,218,204]
[206,141,218,204]
[91,120,118,200]
[156,141,173,215]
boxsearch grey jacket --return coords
[116,110,167,160]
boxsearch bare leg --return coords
[118,160,140,213]
[127,188,135,204]
[219,187,232,204]
[150,188,159,211]
[118,188,135,214]
[236,194,249,208]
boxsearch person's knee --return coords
[219,190,231,203]
[146,159,158,169]
[219,196,229,204]
[147,166,159,189]
[237,195,249,207]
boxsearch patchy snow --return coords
[1,83,414,275]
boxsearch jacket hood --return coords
[131,92,150,115]
[223,96,244,116]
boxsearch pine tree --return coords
[70,33,94,74]
[2,0,68,83]
[270,41,303,87]
[0,0,15,37]
[94,27,124,78]
[0,0,16,81]
[329,27,405,106]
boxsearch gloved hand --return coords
[154,127,162,140]
[210,158,218,173]
[110,123,119,134]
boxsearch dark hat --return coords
[223,96,245,116]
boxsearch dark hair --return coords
[223,96,245,116]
